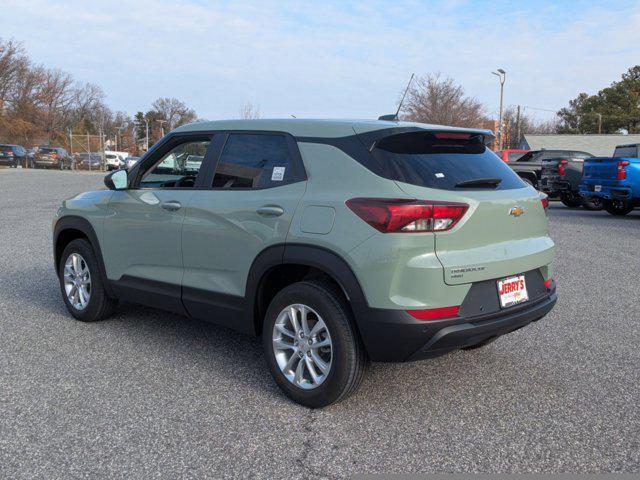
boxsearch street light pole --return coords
[156,119,167,138]
[492,68,506,150]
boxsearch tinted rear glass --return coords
[372,132,525,190]
[614,146,637,158]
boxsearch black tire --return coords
[559,192,582,208]
[262,281,367,408]
[58,238,117,322]
[581,196,604,211]
[604,199,634,216]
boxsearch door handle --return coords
[161,201,182,211]
[257,205,284,217]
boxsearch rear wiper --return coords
[455,177,502,188]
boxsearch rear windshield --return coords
[372,132,526,190]
[39,148,57,153]
[508,151,526,162]
[614,146,637,158]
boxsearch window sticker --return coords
[435,172,445,178]
[272,166,286,181]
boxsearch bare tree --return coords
[150,97,197,131]
[239,102,261,119]
[400,73,487,127]
[501,106,560,148]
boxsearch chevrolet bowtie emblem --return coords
[509,206,524,217]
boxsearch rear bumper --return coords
[354,275,557,362]
[579,182,636,200]
[407,291,556,361]
[541,177,571,193]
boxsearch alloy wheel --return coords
[272,304,332,390]
[63,253,91,310]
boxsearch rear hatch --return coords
[363,128,554,285]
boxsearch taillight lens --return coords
[539,191,549,211]
[544,278,555,290]
[407,306,460,320]
[557,159,568,176]
[51,153,59,159]
[617,160,629,180]
[346,198,468,233]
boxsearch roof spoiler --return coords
[365,128,495,153]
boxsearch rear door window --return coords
[371,131,525,190]
[212,134,299,189]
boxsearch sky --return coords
[2,0,640,123]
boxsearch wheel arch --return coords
[53,216,115,297]
[247,244,368,337]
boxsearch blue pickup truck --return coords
[580,143,640,215]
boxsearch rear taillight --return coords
[51,153,60,159]
[557,159,568,176]
[407,306,460,320]
[346,198,468,233]
[543,278,554,290]
[617,160,629,180]
[539,191,549,211]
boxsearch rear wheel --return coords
[263,281,367,408]
[559,192,582,208]
[58,239,117,321]
[581,196,604,211]
[604,199,634,216]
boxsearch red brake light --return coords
[433,132,471,140]
[557,159,568,176]
[51,152,59,159]
[346,198,468,233]
[539,191,549,210]
[543,278,554,290]
[407,306,460,320]
[617,160,629,180]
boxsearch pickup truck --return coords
[540,153,602,210]
[579,143,640,216]
[509,149,592,190]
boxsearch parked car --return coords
[579,143,640,216]
[509,149,593,190]
[104,151,128,171]
[125,156,140,169]
[540,152,602,210]
[52,119,557,408]
[0,144,27,167]
[76,153,103,170]
[496,149,529,163]
[34,147,72,169]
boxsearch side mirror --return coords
[104,169,128,190]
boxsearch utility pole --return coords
[515,105,522,148]
[157,119,167,138]
[87,132,91,172]
[145,119,150,151]
[492,68,506,150]
[597,113,602,134]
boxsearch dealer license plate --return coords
[497,275,529,308]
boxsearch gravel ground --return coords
[1,168,639,478]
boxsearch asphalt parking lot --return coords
[1,168,639,478]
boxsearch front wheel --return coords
[604,199,634,216]
[263,281,367,408]
[59,239,117,321]
[559,192,582,208]
[581,196,604,211]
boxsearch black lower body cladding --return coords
[354,272,557,362]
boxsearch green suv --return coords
[53,119,557,407]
